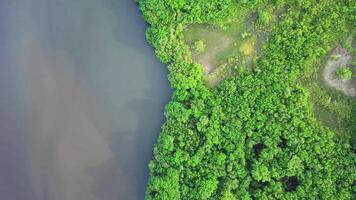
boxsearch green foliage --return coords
[194,40,205,53]
[139,0,356,199]
[167,62,203,90]
[307,83,351,119]
[146,169,180,200]
[252,162,271,182]
[336,67,353,80]
[257,11,271,25]
[198,178,219,199]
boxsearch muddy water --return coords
[0,0,171,200]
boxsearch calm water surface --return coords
[0,0,171,200]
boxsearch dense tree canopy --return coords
[139,0,356,199]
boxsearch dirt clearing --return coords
[323,47,355,97]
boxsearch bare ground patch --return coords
[323,47,356,97]
[193,36,231,74]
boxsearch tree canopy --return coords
[139,0,356,199]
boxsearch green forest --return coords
[138,0,356,199]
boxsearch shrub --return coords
[336,67,353,80]
[194,40,205,53]
[257,11,271,25]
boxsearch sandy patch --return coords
[323,47,355,97]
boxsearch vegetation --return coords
[194,40,206,53]
[139,0,356,199]
[183,6,271,86]
[257,11,271,25]
[336,67,353,80]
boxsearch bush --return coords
[336,67,353,80]
[257,11,271,25]
[194,40,205,53]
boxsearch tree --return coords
[252,163,271,182]
[140,0,356,199]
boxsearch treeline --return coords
[139,0,356,199]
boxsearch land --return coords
[296,35,355,145]
[184,14,261,86]
[183,8,356,144]
[323,47,355,97]
[139,1,355,199]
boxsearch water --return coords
[0,0,171,199]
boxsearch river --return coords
[0,0,171,200]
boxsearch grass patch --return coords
[183,5,283,87]
[184,19,255,86]
[304,72,355,143]
[239,36,256,56]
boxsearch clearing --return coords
[299,36,355,144]
[183,6,283,87]
[184,14,262,86]
[323,47,355,97]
